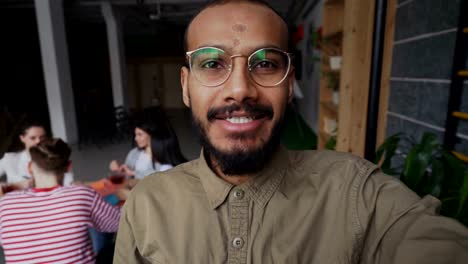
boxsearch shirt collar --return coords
[19,150,30,161]
[196,145,290,210]
[32,185,61,193]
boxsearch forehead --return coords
[135,127,148,134]
[187,3,288,53]
[25,126,45,136]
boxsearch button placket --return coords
[228,188,249,264]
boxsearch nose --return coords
[221,57,258,103]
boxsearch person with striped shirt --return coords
[0,138,121,264]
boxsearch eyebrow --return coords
[192,44,286,55]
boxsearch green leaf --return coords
[402,147,428,190]
[375,133,402,175]
[426,158,444,197]
[401,133,439,191]
[420,132,440,150]
[442,150,466,188]
[325,136,336,150]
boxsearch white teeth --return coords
[226,117,253,124]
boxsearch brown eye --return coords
[201,60,224,69]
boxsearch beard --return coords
[191,102,285,176]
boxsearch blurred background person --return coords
[0,138,120,263]
[0,119,74,192]
[109,113,187,179]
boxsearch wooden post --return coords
[336,0,376,156]
[376,0,397,149]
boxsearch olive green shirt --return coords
[114,148,468,263]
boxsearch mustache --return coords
[207,102,274,121]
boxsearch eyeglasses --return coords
[186,47,293,87]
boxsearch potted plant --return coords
[375,132,468,226]
[311,27,342,70]
[322,71,340,105]
[325,133,337,150]
[329,56,342,70]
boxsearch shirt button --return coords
[232,237,244,248]
[233,190,244,200]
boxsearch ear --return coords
[287,69,295,103]
[181,66,191,108]
[19,134,26,145]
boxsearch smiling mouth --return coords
[208,103,273,124]
[214,111,270,125]
[226,116,253,124]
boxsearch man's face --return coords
[181,2,293,175]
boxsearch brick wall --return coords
[386,0,468,153]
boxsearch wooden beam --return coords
[336,0,376,156]
[376,0,398,149]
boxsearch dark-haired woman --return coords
[110,118,187,179]
[0,121,74,188]
[0,138,120,264]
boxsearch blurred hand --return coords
[120,165,135,177]
[109,160,120,172]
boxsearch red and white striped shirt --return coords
[0,185,121,264]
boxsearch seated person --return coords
[0,119,74,191]
[110,117,187,179]
[0,138,121,263]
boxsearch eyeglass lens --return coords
[189,47,290,87]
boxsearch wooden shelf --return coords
[320,101,338,116]
[319,130,330,142]
[318,0,342,150]
[318,0,380,156]
[319,130,328,138]
[323,31,343,41]
[322,3,344,37]
[321,60,341,73]
[318,0,343,150]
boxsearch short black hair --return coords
[183,0,288,52]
